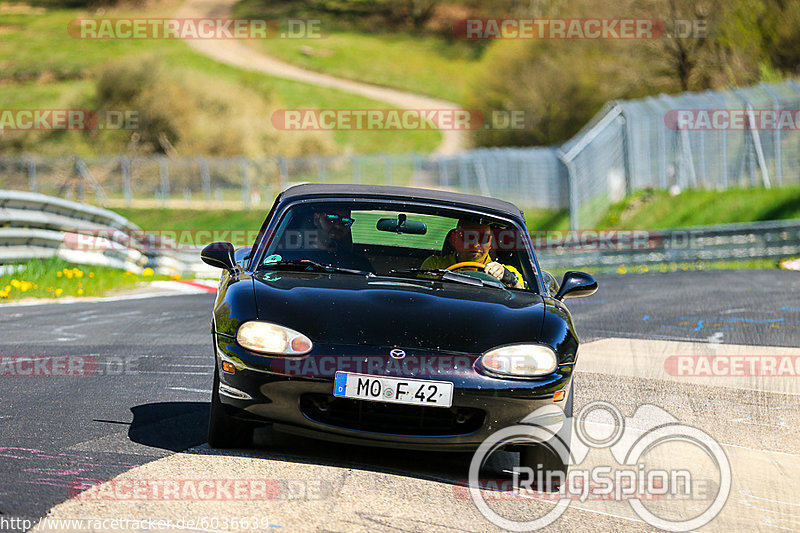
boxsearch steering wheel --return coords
[445,261,486,272]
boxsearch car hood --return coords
[252,271,546,354]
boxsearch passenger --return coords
[309,207,374,272]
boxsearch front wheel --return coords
[207,364,254,448]
[519,386,573,491]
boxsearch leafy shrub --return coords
[28,55,335,157]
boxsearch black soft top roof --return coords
[277,184,524,220]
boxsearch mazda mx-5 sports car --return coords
[201,184,597,474]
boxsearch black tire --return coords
[519,386,573,491]
[207,364,254,448]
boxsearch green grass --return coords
[599,186,800,229]
[114,207,269,232]
[240,30,480,103]
[0,257,168,302]
[0,7,441,154]
[523,208,570,231]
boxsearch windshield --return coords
[257,200,537,290]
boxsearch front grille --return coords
[300,394,485,436]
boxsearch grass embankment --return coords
[0,257,170,302]
[527,186,800,232]
[0,5,440,154]
[242,30,479,104]
[541,186,800,275]
[599,186,800,229]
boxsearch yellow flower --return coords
[124,270,133,276]
[65,271,73,279]
[0,290,8,298]
[56,271,63,277]
[616,265,627,274]
[46,287,54,293]
[10,279,20,288]
[77,288,84,296]
[4,285,10,292]
[19,281,32,292]
[170,273,181,280]
[55,288,63,297]
[142,267,154,277]
[88,272,95,278]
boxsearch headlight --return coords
[236,321,312,355]
[480,344,557,377]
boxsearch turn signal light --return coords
[291,337,312,352]
[553,390,565,402]
[222,361,236,374]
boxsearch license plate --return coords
[333,371,454,408]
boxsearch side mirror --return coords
[554,271,597,300]
[201,242,236,271]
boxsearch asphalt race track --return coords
[1,269,798,532]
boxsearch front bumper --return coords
[213,334,573,451]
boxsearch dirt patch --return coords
[0,3,45,14]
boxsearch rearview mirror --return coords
[201,241,235,271]
[554,271,597,300]
[376,214,427,235]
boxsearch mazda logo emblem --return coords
[389,349,406,359]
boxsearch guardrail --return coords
[536,219,800,271]
[0,190,215,277]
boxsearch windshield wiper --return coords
[387,268,488,287]
[258,259,373,277]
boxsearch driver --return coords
[421,218,524,288]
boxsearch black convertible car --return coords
[201,184,596,473]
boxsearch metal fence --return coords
[1,79,799,226]
[0,149,566,211]
[561,79,800,228]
